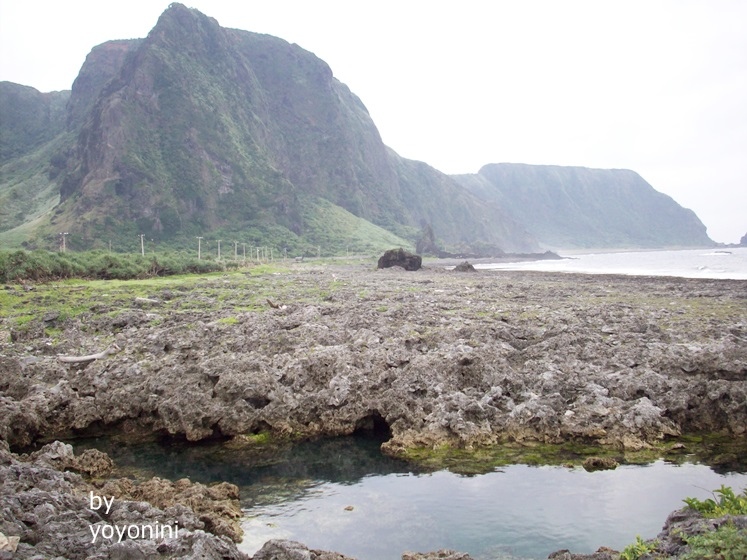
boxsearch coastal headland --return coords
[1,259,745,558]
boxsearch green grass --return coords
[0,249,237,283]
[617,486,747,559]
[303,197,414,255]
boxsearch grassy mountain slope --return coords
[0,82,68,163]
[0,83,71,241]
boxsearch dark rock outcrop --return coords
[581,457,618,472]
[452,261,476,272]
[377,248,422,271]
[402,550,474,560]
[253,539,355,560]
[547,548,618,560]
[0,441,248,559]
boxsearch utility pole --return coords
[59,232,68,253]
[242,243,246,262]
[233,241,238,261]
[196,237,203,260]
[217,240,221,261]
[139,234,145,256]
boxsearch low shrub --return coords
[0,249,229,282]
[681,522,747,560]
[684,485,747,517]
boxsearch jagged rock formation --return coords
[454,163,713,249]
[0,441,248,559]
[452,261,477,272]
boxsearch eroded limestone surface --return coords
[2,266,744,453]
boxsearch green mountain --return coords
[0,4,537,255]
[454,163,712,250]
[0,4,711,254]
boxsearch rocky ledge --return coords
[1,264,744,453]
[0,440,246,559]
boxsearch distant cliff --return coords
[454,163,713,249]
[0,82,68,163]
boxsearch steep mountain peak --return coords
[67,39,140,129]
[148,3,225,54]
[34,6,426,251]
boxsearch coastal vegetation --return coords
[683,485,747,517]
[0,249,234,283]
[619,486,747,560]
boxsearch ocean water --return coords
[476,247,747,279]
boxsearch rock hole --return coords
[250,421,273,435]
[245,396,271,409]
[353,411,392,442]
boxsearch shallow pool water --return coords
[239,459,747,559]
[75,436,747,560]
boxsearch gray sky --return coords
[1,1,745,243]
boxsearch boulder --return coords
[453,261,476,272]
[377,248,422,271]
[402,550,474,560]
[582,456,618,472]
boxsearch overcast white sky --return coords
[1,1,745,243]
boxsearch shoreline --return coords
[1,263,746,557]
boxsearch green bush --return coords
[619,535,659,560]
[684,486,747,517]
